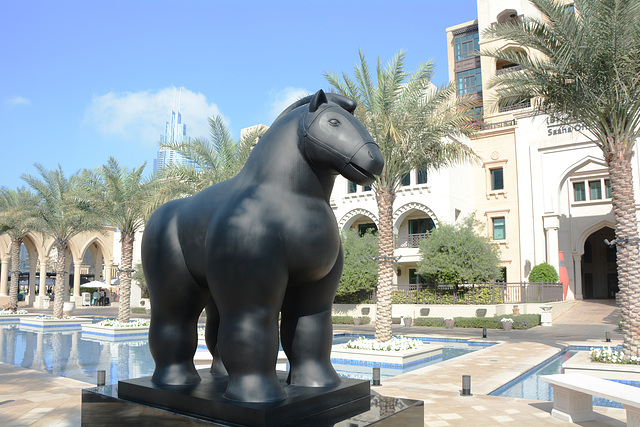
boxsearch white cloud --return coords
[84,87,224,146]
[267,87,311,123]
[7,96,30,107]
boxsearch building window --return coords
[492,217,506,240]
[401,173,411,186]
[573,182,586,201]
[363,185,371,192]
[572,176,612,203]
[409,269,425,284]
[490,168,504,190]
[589,180,602,200]
[456,67,482,95]
[417,167,428,184]
[348,181,357,194]
[454,32,479,60]
[409,218,435,235]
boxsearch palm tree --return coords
[22,164,104,319]
[481,0,640,357]
[158,115,265,197]
[0,187,38,311]
[325,50,478,341]
[80,158,158,323]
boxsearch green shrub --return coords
[528,262,559,282]
[332,315,371,325]
[412,314,540,329]
[131,307,147,314]
[413,317,446,327]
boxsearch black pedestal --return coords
[81,370,423,426]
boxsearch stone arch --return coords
[574,219,616,256]
[338,208,378,231]
[393,202,439,234]
[497,9,518,24]
[78,235,111,264]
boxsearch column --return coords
[573,254,583,300]
[543,215,560,273]
[104,263,113,301]
[0,258,8,296]
[27,261,37,306]
[39,257,48,294]
[73,262,82,305]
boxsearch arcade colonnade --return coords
[0,227,116,307]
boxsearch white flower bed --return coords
[590,346,640,365]
[97,319,150,327]
[36,315,76,320]
[345,336,424,352]
[0,309,28,315]
[501,318,514,323]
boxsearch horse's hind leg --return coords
[204,300,227,375]
[280,252,342,387]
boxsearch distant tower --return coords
[154,88,192,172]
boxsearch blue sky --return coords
[1,0,478,190]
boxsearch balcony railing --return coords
[496,65,524,75]
[396,233,429,249]
[381,282,564,305]
[480,119,516,131]
[498,100,531,113]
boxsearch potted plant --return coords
[403,316,413,327]
[501,317,514,331]
[444,317,455,329]
[353,316,362,326]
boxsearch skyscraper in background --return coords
[154,89,192,172]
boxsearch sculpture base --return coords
[82,370,423,426]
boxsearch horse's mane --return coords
[272,90,357,125]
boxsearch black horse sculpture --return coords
[142,89,384,403]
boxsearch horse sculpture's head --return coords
[293,90,384,186]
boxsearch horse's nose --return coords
[351,142,384,176]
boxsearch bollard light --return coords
[372,367,381,387]
[97,370,106,386]
[606,332,611,343]
[482,328,487,339]
[461,375,472,396]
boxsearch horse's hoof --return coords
[224,374,286,403]
[288,362,341,387]
[152,364,201,386]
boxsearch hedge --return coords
[332,315,371,325]
[413,314,540,329]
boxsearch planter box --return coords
[19,316,93,331]
[331,344,442,380]
[0,313,40,324]
[81,323,150,341]
[563,351,640,381]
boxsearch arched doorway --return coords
[582,227,617,299]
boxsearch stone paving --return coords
[0,299,630,426]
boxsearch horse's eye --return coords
[328,118,340,127]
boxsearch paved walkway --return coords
[0,299,629,426]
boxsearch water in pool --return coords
[490,347,640,408]
[0,325,488,385]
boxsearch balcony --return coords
[396,233,429,249]
[481,119,516,131]
[498,100,531,113]
[496,64,524,75]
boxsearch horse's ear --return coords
[309,90,328,112]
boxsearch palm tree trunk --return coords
[8,237,22,311]
[375,187,395,342]
[608,149,640,357]
[52,242,67,319]
[117,233,134,323]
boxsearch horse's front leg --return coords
[280,249,342,388]
[209,263,288,402]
